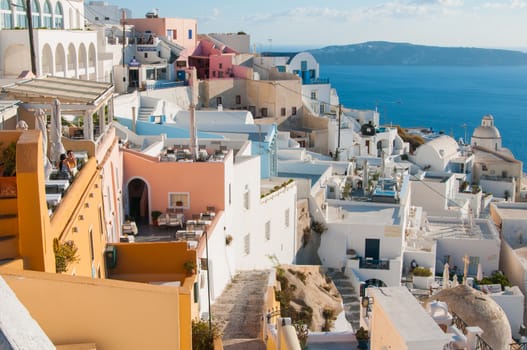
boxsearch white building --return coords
[84,1,131,25]
[256,51,338,116]
[411,135,474,176]
[490,203,527,296]
[471,115,523,202]
[0,0,108,80]
[410,171,485,219]
[315,171,411,289]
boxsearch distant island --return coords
[308,41,527,66]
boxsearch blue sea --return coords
[320,65,527,170]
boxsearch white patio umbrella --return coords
[452,274,459,288]
[34,108,53,178]
[476,263,483,281]
[49,99,65,165]
[442,263,450,290]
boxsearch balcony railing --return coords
[476,335,493,350]
[305,78,330,85]
[358,257,390,270]
[510,342,527,350]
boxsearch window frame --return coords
[168,192,190,209]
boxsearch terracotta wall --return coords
[122,151,225,217]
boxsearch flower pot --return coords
[413,275,433,289]
[357,339,369,349]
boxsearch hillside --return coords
[309,41,527,66]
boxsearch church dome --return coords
[426,285,511,349]
[472,114,501,140]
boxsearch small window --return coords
[320,104,325,114]
[281,108,286,116]
[89,228,94,261]
[144,53,148,58]
[482,164,488,171]
[173,30,177,39]
[188,29,193,39]
[285,209,290,228]
[169,192,190,208]
[235,95,241,104]
[212,71,216,77]
[218,71,224,78]
[265,221,271,241]
[261,108,268,117]
[292,107,297,115]
[216,96,222,105]
[94,16,99,20]
[244,234,250,255]
[219,63,223,69]
[243,188,250,209]
[310,91,317,100]
[104,16,109,20]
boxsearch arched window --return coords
[42,0,52,28]
[54,1,63,29]
[31,0,40,28]
[0,0,12,29]
[14,0,26,28]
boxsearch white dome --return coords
[427,285,512,349]
[472,115,501,140]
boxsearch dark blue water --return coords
[320,65,527,169]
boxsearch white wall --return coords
[490,287,524,339]
[435,237,500,277]
[480,178,516,201]
[229,154,296,270]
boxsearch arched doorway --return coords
[128,178,149,223]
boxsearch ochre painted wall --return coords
[2,269,185,350]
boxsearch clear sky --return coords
[111,0,527,51]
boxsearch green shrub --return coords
[412,266,432,277]
[479,271,511,289]
[192,319,222,350]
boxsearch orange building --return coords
[0,77,197,348]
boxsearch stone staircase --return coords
[0,197,19,262]
[325,268,361,331]
[138,106,156,121]
[211,270,270,350]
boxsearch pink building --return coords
[122,148,232,223]
[189,38,241,80]
[125,17,197,52]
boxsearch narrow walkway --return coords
[211,270,270,350]
[326,268,361,331]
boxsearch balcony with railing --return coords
[358,257,390,270]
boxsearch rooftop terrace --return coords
[424,217,498,240]
[325,201,401,226]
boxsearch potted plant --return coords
[151,210,162,226]
[0,142,16,177]
[412,266,433,289]
[355,326,369,349]
[183,259,196,276]
[53,238,80,273]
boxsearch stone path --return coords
[211,270,270,350]
[325,268,361,331]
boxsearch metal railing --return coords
[359,257,390,270]
[451,311,468,335]
[510,342,527,350]
[476,335,493,350]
